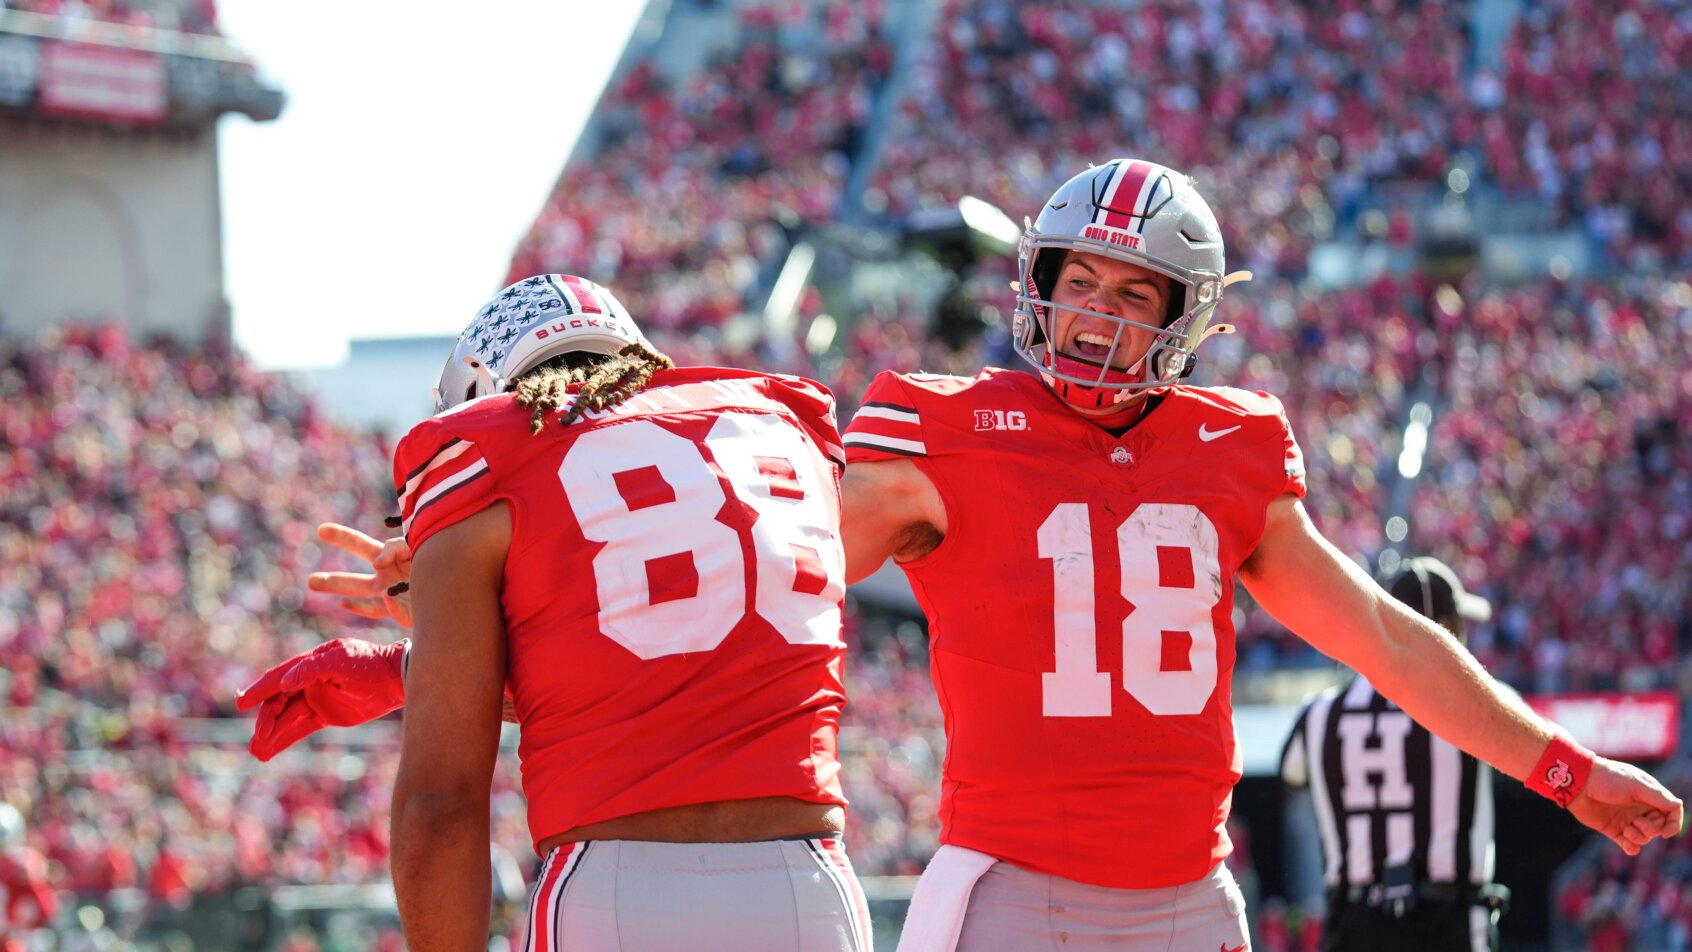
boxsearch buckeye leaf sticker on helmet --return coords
[433,274,649,413]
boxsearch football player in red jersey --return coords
[247,275,871,952]
[839,158,1683,951]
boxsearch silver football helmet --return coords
[433,274,649,413]
[1012,159,1246,413]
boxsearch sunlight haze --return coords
[216,1,646,369]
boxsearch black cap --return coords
[1387,557,1491,624]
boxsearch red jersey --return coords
[394,367,850,852]
[843,368,1306,888]
[1,848,58,938]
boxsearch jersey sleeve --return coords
[842,372,927,462]
[1231,388,1306,499]
[1276,397,1308,499]
[764,374,846,471]
[393,413,498,551]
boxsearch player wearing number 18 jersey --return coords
[387,275,870,952]
[845,367,1303,888]
[842,160,1681,952]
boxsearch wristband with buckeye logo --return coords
[1526,732,1595,808]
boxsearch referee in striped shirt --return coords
[1281,556,1511,951]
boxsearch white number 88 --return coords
[558,413,844,659]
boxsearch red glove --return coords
[236,638,408,761]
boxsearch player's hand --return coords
[235,638,408,761]
[1568,756,1685,855]
[308,523,414,628]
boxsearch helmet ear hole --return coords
[1031,249,1066,302]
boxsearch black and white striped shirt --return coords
[1281,677,1495,889]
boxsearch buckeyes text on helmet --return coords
[433,275,651,413]
[1011,159,1246,416]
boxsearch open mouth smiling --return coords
[1061,331,1125,369]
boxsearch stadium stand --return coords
[868,0,1477,278]
[1491,0,1691,270]
[1407,277,1692,694]
[2,0,1689,949]
[504,0,896,334]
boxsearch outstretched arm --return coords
[1240,495,1683,854]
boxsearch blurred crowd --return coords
[0,0,221,35]
[1489,0,1692,269]
[871,0,1688,279]
[0,326,527,947]
[1409,276,1692,696]
[3,0,1691,947]
[873,0,1472,279]
[505,0,893,334]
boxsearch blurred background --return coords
[0,0,1688,949]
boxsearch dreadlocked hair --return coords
[513,341,676,434]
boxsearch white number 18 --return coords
[1039,502,1221,717]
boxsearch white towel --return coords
[895,845,999,952]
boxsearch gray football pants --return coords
[521,838,871,952]
[951,859,1249,952]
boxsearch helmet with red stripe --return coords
[1012,159,1244,414]
[433,274,649,412]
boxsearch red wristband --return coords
[1526,732,1595,808]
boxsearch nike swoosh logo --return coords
[1198,423,1242,442]
[1222,943,1248,952]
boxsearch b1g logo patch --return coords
[974,409,1028,432]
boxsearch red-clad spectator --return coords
[147,840,196,911]
[0,803,58,948]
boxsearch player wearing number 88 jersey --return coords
[386,276,870,952]
[398,367,853,835]
[845,367,1304,889]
